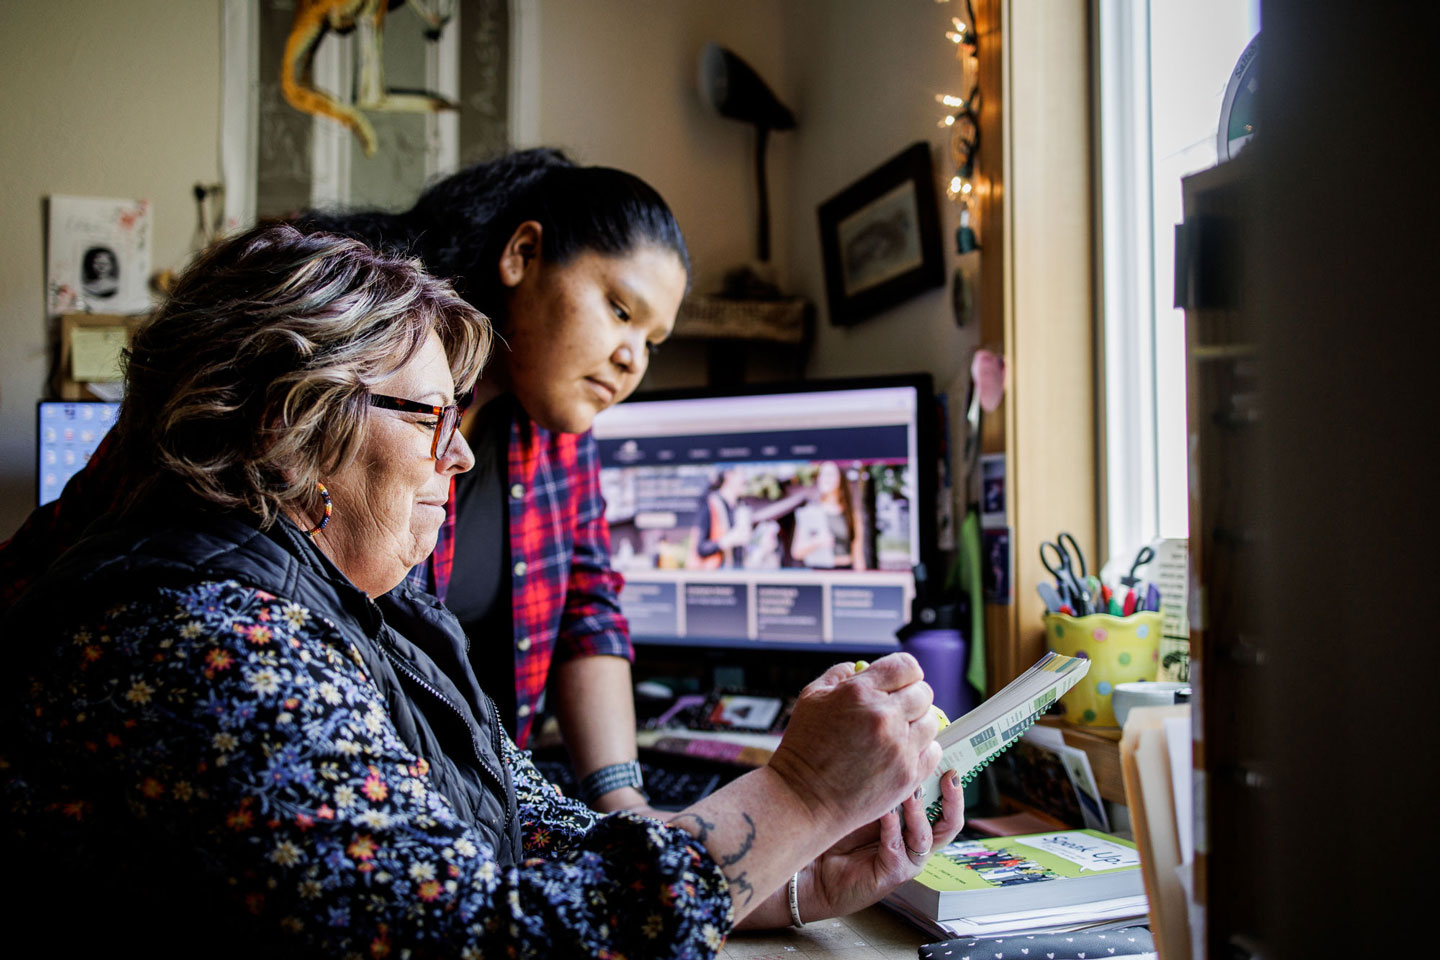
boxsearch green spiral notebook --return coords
[919,651,1090,820]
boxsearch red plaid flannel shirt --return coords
[406,410,633,746]
[2,412,632,748]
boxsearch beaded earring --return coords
[305,480,333,538]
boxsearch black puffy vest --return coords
[5,505,523,864]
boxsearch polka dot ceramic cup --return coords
[1043,611,1162,727]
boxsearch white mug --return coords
[1113,681,1191,728]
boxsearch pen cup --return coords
[1043,611,1162,728]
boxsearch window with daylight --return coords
[1096,0,1261,559]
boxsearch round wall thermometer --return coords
[1218,33,1259,161]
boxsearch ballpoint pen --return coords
[1097,582,1120,616]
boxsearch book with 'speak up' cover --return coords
[888,829,1145,922]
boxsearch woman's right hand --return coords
[797,769,967,924]
[766,653,942,836]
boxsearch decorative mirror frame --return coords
[220,0,539,231]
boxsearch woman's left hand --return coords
[798,767,966,923]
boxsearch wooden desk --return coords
[721,904,926,960]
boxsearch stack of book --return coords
[880,651,1151,943]
[883,829,1148,941]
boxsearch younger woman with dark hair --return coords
[304,147,691,814]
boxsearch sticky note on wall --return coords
[70,326,128,382]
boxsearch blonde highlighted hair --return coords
[116,222,491,527]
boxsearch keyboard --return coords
[639,760,727,811]
[529,750,740,811]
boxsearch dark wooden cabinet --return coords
[1174,5,1436,954]
[1178,152,1265,958]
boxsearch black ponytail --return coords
[293,147,690,328]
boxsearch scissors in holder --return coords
[1040,532,1091,615]
[1121,544,1156,587]
[1037,581,1065,614]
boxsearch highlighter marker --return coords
[855,660,949,729]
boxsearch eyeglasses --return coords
[369,394,461,460]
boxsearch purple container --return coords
[901,628,975,720]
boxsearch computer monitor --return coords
[37,400,119,505]
[593,374,936,655]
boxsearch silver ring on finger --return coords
[906,845,931,860]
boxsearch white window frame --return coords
[1097,0,1158,566]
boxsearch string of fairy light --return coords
[935,0,981,251]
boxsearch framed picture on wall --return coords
[45,195,152,317]
[817,141,945,326]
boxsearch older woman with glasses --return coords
[6,149,698,817]
[0,223,964,959]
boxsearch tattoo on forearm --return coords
[671,812,715,844]
[717,812,756,868]
[721,813,759,905]
[672,811,760,905]
[729,871,757,905]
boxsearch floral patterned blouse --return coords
[3,578,733,958]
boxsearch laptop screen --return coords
[37,400,119,505]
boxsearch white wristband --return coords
[787,871,804,928]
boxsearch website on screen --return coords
[594,387,921,649]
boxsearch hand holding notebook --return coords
[765,653,968,927]
[769,652,947,832]
[916,651,1092,820]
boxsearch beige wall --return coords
[0,1,224,535]
[781,0,977,391]
[523,0,793,390]
[532,0,790,305]
[0,0,980,538]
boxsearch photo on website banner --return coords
[603,459,914,574]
